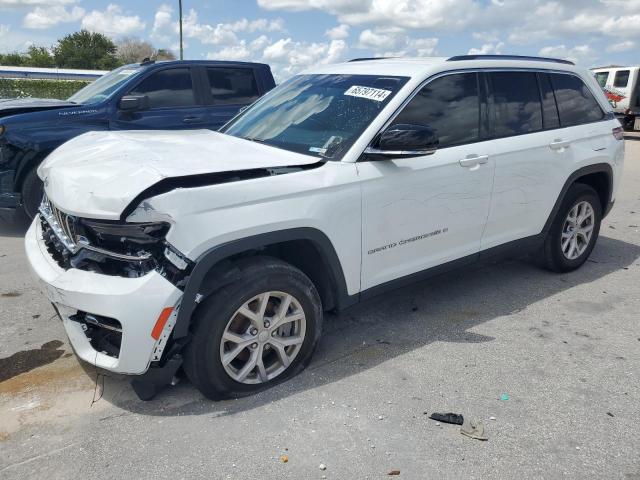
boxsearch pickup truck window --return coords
[222,74,408,160]
[129,68,196,109]
[206,67,260,105]
[68,65,142,104]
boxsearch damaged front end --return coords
[39,195,192,287]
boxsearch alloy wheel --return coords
[219,291,306,384]
[561,200,595,260]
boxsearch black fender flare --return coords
[541,163,613,234]
[172,227,354,339]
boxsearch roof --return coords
[304,55,583,79]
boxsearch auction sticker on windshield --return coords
[344,85,392,101]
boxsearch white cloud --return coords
[261,37,347,80]
[0,0,75,8]
[208,41,252,61]
[606,40,634,53]
[81,4,146,37]
[23,5,84,29]
[538,44,597,65]
[151,3,173,42]
[468,42,504,55]
[325,24,349,40]
[358,29,398,49]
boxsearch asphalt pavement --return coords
[1,140,639,479]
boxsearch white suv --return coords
[26,55,625,400]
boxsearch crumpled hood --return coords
[38,129,319,219]
[0,98,76,118]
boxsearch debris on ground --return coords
[388,470,401,476]
[460,418,488,441]
[607,412,615,417]
[500,393,510,401]
[489,416,496,421]
[319,463,326,470]
[279,455,288,463]
[428,412,464,425]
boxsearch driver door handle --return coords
[459,154,489,168]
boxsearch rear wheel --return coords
[21,168,44,219]
[184,257,323,400]
[541,183,602,272]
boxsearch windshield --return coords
[221,74,409,160]
[68,65,143,104]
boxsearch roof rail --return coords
[348,57,392,62]
[447,54,574,65]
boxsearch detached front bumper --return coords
[25,220,183,375]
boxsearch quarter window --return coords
[489,72,542,137]
[392,73,480,148]
[129,68,196,109]
[614,70,630,88]
[206,68,260,105]
[549,73,604,127]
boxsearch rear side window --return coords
[538,73,560,129]
[206,68,260,105]
[488,71,542,137]
[130,68,196,108]
[392,72,480,148]
[549,73,604,127]
[614,70,630,88]
[594,71,609,87]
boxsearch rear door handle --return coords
[183,116,204,124]
[459,154,489,168]
[549,139,570,150]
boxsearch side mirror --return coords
[118,95,148,112]
[364,123,438,159]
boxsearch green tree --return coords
[25,46,54,68]
[53,30,119,70]
[0,52,25,66]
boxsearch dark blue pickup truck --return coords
[0,60,275,217]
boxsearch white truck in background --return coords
[592,66,640,131]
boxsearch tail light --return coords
[612,126,624,140]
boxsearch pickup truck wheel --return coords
[542,183,602,272]
[184,257,323,400]
[21,168,44,219]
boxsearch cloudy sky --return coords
[0,0,638,79]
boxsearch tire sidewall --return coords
[187,262,322,399]
[548,185,602,271]
[21,168,44,219]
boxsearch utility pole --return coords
[179,0,184,60]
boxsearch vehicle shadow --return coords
[0,210,31,238]
[96,234,640,417]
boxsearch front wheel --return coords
[541,183,602,272]
[184,257,323,400]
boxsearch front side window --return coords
[614,70,630,88]
[222,74,409,160]
[68,65,142,104]
[129,68,196,109]
[489,71,542,137]
[594,71,609,88]
[391,73,480,148]
[206,67,260,105]
[550,73,604,127]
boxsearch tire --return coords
[21,168,44,219]
[542,183,602,273]
[184,256,323,400]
